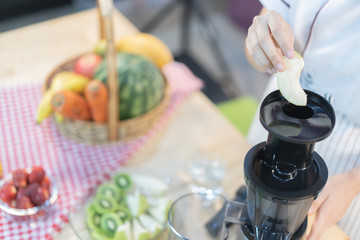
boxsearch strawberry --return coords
[30,187,50,206]
[28,166,45,183]
[0,182,17,204]
[16,195,34,209]
[23,182,40,197]
[13,169,28,188]
[41,176,51,190]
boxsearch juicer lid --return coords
[259,90,336,144]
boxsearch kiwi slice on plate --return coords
[117,192,126,206]
[93,195,118,214]
[86,205,102,230]
[82,173,170,240]
[96,182,122,199]
[100,212,123,237]
[115,205,132,222]
[113,173,133,192]
[89,227,114,240]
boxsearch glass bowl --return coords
[0,169,58,222]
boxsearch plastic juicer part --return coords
[243,89,335,239]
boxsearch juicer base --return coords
[240,217,307,240]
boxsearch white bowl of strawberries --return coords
[0,166,57,221]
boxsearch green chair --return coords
[217,96,258,136]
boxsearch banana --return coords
[36,90,54,124]
[53,112,64,123]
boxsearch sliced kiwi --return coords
[86,204,102,231]
[115,205,132,222]
[117,193,126,206]
[96,183,122,199]
[113,173,133,192]
[100,212,123,236]
[89,228,114,240]
[93,196,118,214]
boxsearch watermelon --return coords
[94,53,165,120]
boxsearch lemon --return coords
[116,33,173,68]
[277,52,307,106]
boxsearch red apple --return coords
[74,53,102,79]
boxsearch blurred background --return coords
[0,0,269,108]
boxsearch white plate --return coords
[68,172,171,240]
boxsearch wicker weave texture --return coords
[45,55,170,144]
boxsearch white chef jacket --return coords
[246,1,360,239]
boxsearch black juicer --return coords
[242,89,336,240]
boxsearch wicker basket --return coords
[45,55,170,144]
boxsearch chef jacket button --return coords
[324,92,335,104]
[303,72,313,84]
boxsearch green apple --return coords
[147,203,170,225]
[138,214,163,238]
[131,174,169,196]
[147,196,171,208]
[114,220,132,240]
[126,193,149,217]
[277,52,307,106]
[133,219,151,240]
[93,39,107,57]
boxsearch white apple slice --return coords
[131,174,169,197]
[146,196,171,208]
[126,193,149,217]
[114,221,133,240]
[133,219,152,240]
[147,203,170,225]
[277,52,307,106]
[138,214,163,238]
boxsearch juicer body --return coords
[238,90,335,240]
[243,142,328,240]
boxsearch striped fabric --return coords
[315,113,360,238]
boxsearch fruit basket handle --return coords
[98,0,119,141]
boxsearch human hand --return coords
[306,170,360,240]
[245,10,295,73]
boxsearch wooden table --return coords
[0,9,348,240]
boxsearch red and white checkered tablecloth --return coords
[0,62,203,240]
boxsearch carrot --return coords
[84,80,108,123]
[51,90,91,121]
